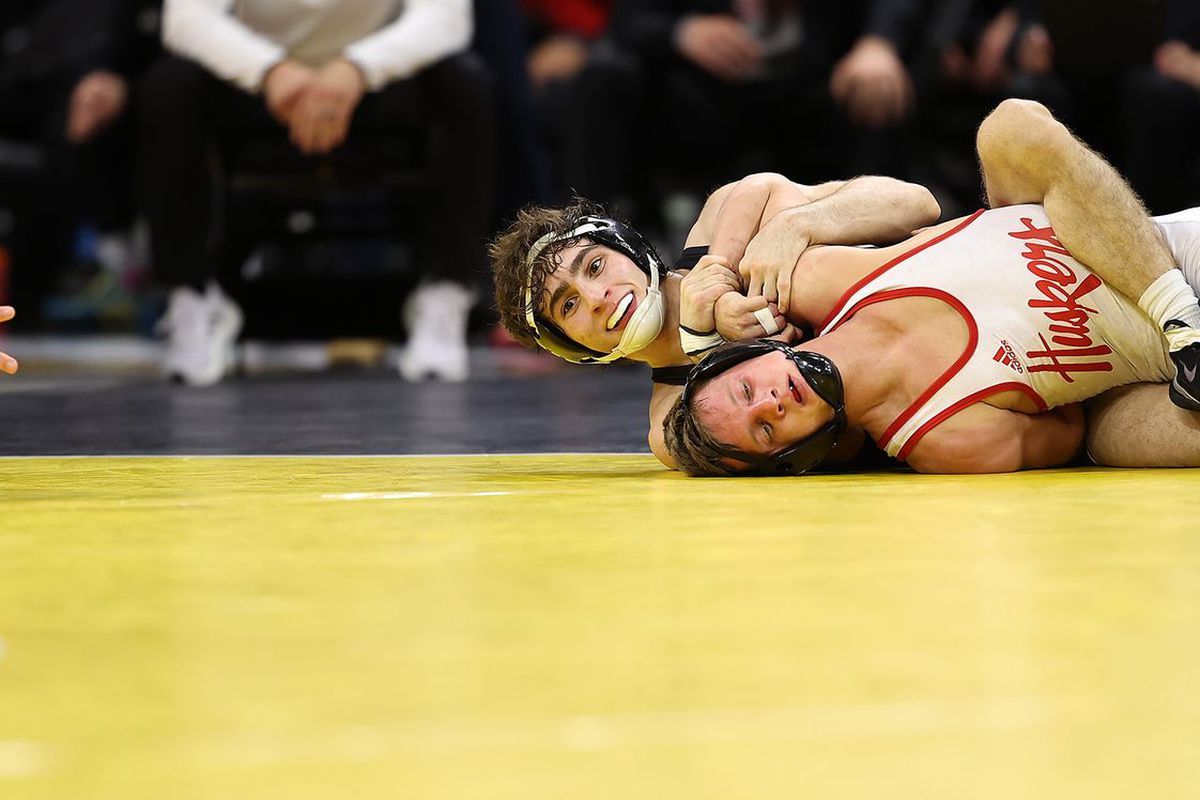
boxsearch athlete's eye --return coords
[589,257,602,275]
[761,422,772,444]
[742,381,751,402]
[562,297,576,316]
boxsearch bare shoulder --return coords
[904,401,1083,474]
[903,404,1024,474]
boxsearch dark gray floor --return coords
[0,354,654,456]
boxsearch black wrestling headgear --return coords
[522,216,668,364]
[683,339,847,476]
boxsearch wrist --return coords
[679,325,725,359]
[335,55,370,92]
[681,313,716,333]
[261,58,289,90]
[779,205,825,246]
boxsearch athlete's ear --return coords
[719,456,751,474]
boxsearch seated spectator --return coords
[141,0,493,385]
[0,0,142,324]
[913,0,1020,214]
[470,0,553,229]
[559,0,928,231]
[828,0,928,176]
[1009,0,1200,214]
[1120,1,1200,214]
[521,0,612,200]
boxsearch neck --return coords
[630,272,688,368]
[797,321,901,434]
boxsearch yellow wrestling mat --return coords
[2,455,1198,799]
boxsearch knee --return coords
[977,97,1070,169]
[980,98,1056,138]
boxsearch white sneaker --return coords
[397,281,474,382]
[157,283,244,386]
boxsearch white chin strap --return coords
[605,267,664,362]
[523,222,665,364]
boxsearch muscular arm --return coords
[977,98,1176,303]
[686,172,940,264]
[906,402,1085,474]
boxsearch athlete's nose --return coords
[752,388,785,418]
[581,281,609,314]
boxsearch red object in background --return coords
[522,0,612,40]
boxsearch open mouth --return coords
[606,293,635,332]
[788,376,803,405]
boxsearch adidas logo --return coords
[992,341,1024,373]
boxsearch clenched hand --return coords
[287,58,367,155]
[737,212,810,312]
[680,255,742,333]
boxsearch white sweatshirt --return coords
[162,0,472,93]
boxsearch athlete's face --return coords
[539,240,650,354]
[693,350,835,461]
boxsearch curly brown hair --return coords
[488,198,607,351]
[662,390,744,477]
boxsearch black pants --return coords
[0,73,134,321]
[137,53,495,291]
[557,46,907,210]
[1121,67,1200,215]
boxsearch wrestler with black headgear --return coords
[489,174,941,467]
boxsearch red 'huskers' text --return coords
[1009,217,1112,382]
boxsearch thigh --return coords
[1085,382,1200,467]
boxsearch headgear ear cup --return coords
[682,339,847,476]
[522,217,668,364]
[609,269,664,360]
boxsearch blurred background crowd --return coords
[0,0,1197,383]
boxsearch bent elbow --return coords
[911,184,941,225]
[883,179,941,237]
[650,433,678,470]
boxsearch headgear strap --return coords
[521,216,667,364]
[683,339,847,476]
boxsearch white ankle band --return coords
[1138,270,1200,329]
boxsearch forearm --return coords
[769,176,940,247]
[979,99,1176,302]
[701,174,937,265]
[163,0,284,92]
[704,176,790,266]
[344,0,471,90]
